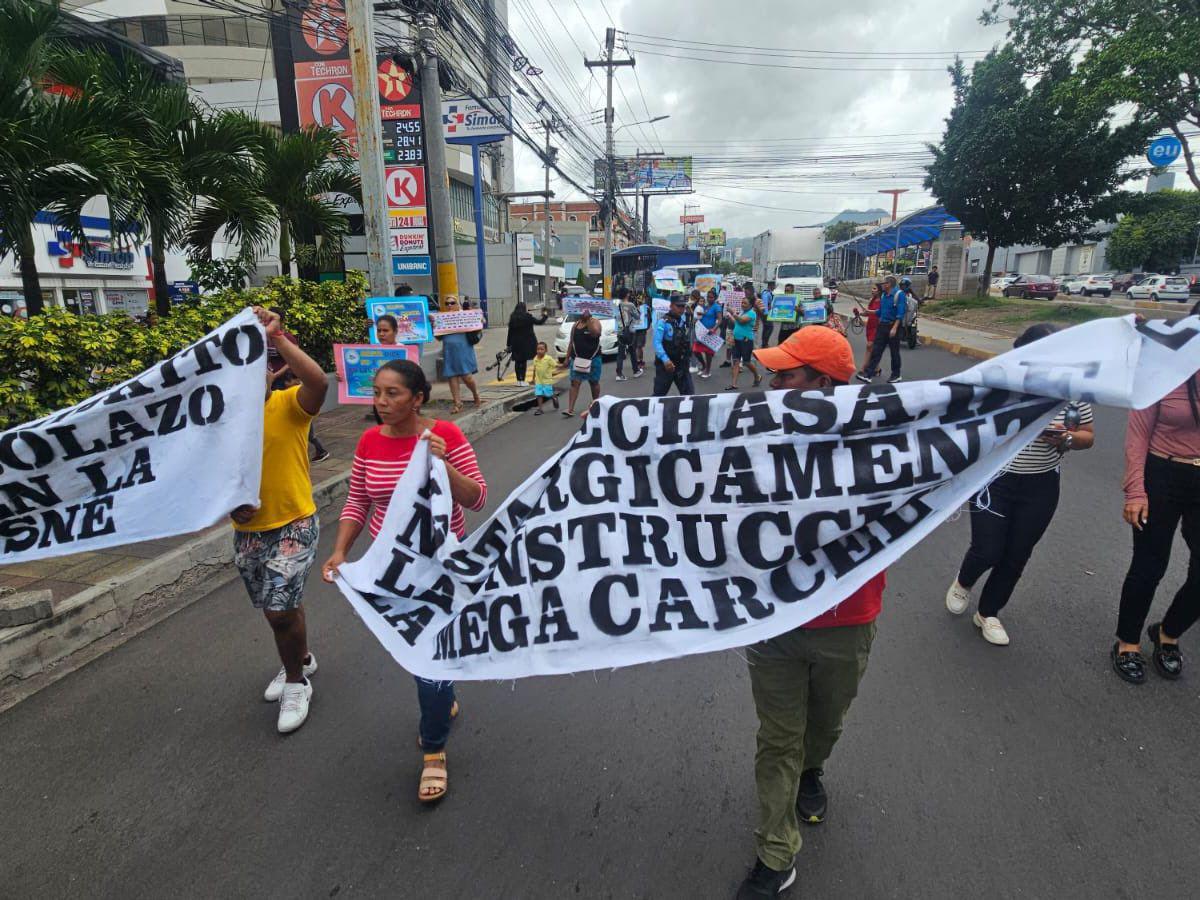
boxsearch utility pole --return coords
[542,120,557,308]
[878,188,909,223]
[418,15,459,307]
[345,0,391,297]
[586,28,635,299]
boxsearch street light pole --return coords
[542,121,557,308]
[586,28,635,299]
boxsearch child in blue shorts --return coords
[528,341,560,415]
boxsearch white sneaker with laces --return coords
[277,679,313,733]
[615,375,628,382]
[945,581,971,615]
[264,653,318,702]
[973,612,1010,646]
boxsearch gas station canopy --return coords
[825,205,959,259]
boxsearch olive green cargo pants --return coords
[747,621,877,871]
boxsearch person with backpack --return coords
[652,293,695,397]
[614,287,640,382]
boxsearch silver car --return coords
[554,313,620,360]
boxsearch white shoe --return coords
[945,581,971,615]
[615,375,628,382]
[700,372,712,379]
[689,365,700,374]
[264,653,318,702]
[277,679,312,733]
[973,612,1010,646]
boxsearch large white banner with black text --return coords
[0,309,266,562]
[336,315,1200,680]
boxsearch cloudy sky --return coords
[505,0,1009,238]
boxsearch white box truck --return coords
[752,226,827,297]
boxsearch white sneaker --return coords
[973,612,1010,646]
[689,365,700,373]
[945,581,971,615]
[264,653,318,702]
[277,679,312,733]
[615,375,628,382]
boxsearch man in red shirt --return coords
[735,328,885,900]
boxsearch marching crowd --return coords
[230,291,1200,898]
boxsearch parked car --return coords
[554,312,619,360]
[1003,274,1058,299]
[1060,273,1113,297]
[1188,274,1200,297]
[1127,275,1192,302]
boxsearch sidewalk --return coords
[0,318,559,705]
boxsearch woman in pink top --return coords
[1113,315,1200,684]
[321,359,486,802]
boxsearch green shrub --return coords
[0,273,369,430]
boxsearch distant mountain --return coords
[824,208,888,226]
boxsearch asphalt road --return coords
[3,332,1199,900]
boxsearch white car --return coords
[1127,275,1191,303]
[554,313,619,359]
[1060,274,1113,297]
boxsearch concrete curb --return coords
[917,333,999,361]
[0,388,534,712]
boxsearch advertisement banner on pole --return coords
[389,209,428,229]
[516,233,535,267]
[441,96,512,142]
[596,156,694,193]
[390,228,429,256]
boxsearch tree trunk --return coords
[978,244,997,298]
[18,224,45,315]
[151,227,171,318]
[278,218,291,278]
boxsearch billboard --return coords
[702,228,726,247]
[441,97,511,142]
[679,214,705,224]
[595,156,694,193]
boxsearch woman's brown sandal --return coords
[418,752,447,803]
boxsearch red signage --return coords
[385,166,426,208]
[300,0,346,56]
[679,214,705,224]
[378,58,414,102]
[296,77,356,136]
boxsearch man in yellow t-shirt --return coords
[231,307,328,735]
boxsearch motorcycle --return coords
[902,295,920,350]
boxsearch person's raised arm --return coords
[254,306,327,416]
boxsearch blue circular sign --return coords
[1146,135,1183,167]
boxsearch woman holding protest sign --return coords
[725,294,762,391]
[564,308,603,418]
[692,288,721,379]
[945,324,1095,646]
[322,359,487,803]
[1111,321,1200,683]
[437,295,481,415]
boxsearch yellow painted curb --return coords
[918,335,998,361]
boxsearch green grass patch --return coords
[925,295,1009,316]
[997,303,1123,325]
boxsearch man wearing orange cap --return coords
[735,327,887,900]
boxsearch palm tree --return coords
[189,123,360,278]
[51,52,268,316]
[0,0,138,314]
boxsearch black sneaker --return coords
[736,859,796,899]
[311,450,331,463]
[1111,642,1146,684]
[797,768,827,824]
[887,375,903,384]
[720,360,732,368]
[855,371,872,384]
[1147,623,1183,680]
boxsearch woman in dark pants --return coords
[945,324,1095,645]
[1112,315,1200,683]
[505,302,548,383]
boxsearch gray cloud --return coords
[508,0,1007,237]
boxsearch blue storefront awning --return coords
[825,205,959,258]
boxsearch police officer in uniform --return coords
[652,293,694,397]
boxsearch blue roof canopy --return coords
[826,205,959,258]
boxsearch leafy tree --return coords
[824,220,858,244]
[0,0,138,314]
[734,261,752,277]
[925,50,1152,294]
[713,259,734,275]
[190,123,360,279]
[51,53,268,317]
[1107,190,1200,273]
[984,0,1200,192]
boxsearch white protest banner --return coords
[694,322,725,353]
[335,315,1200,681]
[432,309,484,335]
[1,310,266,563]
[564,297,616,318]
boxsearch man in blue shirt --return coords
[759,280,777,348]
[652,294,695,396]
[856,274,906,384]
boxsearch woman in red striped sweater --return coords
[321,359,486,803]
